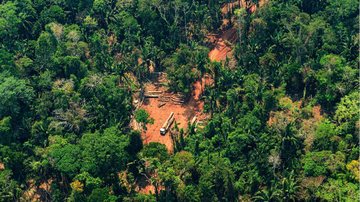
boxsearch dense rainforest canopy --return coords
[0,0,359,201]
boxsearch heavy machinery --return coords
[160,112,174,135]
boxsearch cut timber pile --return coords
[159,95,171,102]
[144,94,160,98]
[171,93,185,105]
[147,90,162,94]
[174,93,186,98]
[171,98,184,104]
[189,116,199,132]
[144,90,162,98]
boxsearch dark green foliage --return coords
[141,142,169,163]
[302,151,345,177]
[0,0,358,201]
[80,75,132,130]
[49,143,81,177]
[127,131,143,156]
[0,1,21,45]
[0,170,21,201]
[135,109,154,130]
[78,127,130,178]
[166,44,208,95]
[0,75,34,118]
[87,188,118,202]
[313,120,337,151]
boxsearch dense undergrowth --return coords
[0,0,358,201]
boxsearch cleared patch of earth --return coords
[208,0,267,62]
[140,77,209,153]
[208,28,237,62]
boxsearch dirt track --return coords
[208,28,237,62]
[208,0,239,62]
[139,1,252,152]
[208,0,263,62]
[136,0,265,194]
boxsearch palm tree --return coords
[234,8,246,49]
[253,187,281,202]
[280,171,300,201]
[204,88,217,118]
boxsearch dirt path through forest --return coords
[139,1,245,151]
[208,28,237,62]
[138,0,264,153]
[208,1,240,62]
[136,0,266,194]
[208,0,264,62]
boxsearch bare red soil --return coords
[136,0,266,195]
[209,0,266,62]
[208,28,237,62]
[208,1,240,62]
[136,78,210,194]
[140,78,208,153]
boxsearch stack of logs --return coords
[171,93,185,105]
[144,90,186,108]
[158,95,170,108]
[144,90,162,98]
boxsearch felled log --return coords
[146,90,162,94]
[162,112,174,129]
[190,116,197,126]
[159,98,170,102]
[144,94,160,98]
[171,98,184,103]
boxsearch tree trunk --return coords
[154,182,159,201]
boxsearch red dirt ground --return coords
[136,77,211,194]
[208,1,240,62]
[140,78,208,153]
[209,0,266,62]
[208,28,237,62]
[136,0,266,195]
